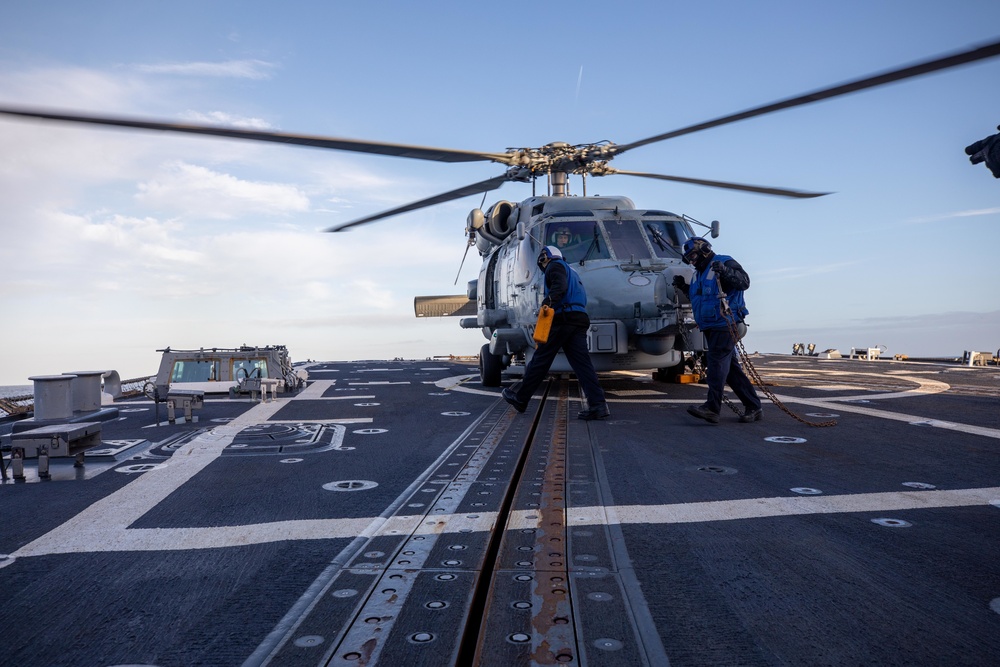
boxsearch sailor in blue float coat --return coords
[502,246,610,421]
[673,238,762,424]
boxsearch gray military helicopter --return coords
[2,40,998,386]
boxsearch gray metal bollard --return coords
[28,375,77,420]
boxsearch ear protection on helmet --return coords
[682,237,712,265]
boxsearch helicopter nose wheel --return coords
[479,344,503,387]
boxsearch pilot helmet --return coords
[537,245,563,268]
[554,226,571,243]
[682,237,712,265]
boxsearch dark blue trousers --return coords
[703,328,761,414]
[514,322,606,407]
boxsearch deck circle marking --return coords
[902,482,936,489]
[694,465,737,475]
[508,633,531,643]
[354,403,380,407]
[805,412,839,418]
[323,480,378,492]
[594,638,624,651]
[428,392,450,396]
[211,418,235,423]
[765,436,807,444]
[871,518,912,528]
[587,592,613,601]
[441,411,470,416]
[408,632,435,644]
[279,458,303,464]
[294,635,324,648]
[115,463,167,474]
[352,428,387,435]
[791,488,823,495]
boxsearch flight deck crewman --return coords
[502,246,610,420]
[673,237,762,424]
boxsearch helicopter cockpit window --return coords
[170,360,219,383]
[544,221,609,264]
[642,220,692,259]
[605,219,652,262]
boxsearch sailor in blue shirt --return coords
[503,246,610,421]
[673,238,762,424]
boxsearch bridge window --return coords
[170,360,219,383]
[605,219,651,261]
[543,221,610,263]
[642,220,691,259]
[234,359,268,380]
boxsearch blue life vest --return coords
[690,254,749,330]
[545,259,588,313]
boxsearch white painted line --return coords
[268,418,373,425]
[771,394,1000,440]
[568,486,1000,526]
[6,484,998,559]
[803,385,871,391]
[347,381,410,386]
[298,380,336,399]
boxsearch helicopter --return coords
[1,39,998,386]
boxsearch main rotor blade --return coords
[0,106,510,164]
[610,169,830,198]
[615,38,1000,155]
[324,174,510,232]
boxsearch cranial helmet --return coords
[537,245,563,268]
[682,237,712,265]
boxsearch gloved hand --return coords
[711,260,727,277]
[672,275,687,289]
[542,297,551,308]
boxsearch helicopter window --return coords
[544,221,609,263]
[233,358,268,380]
[605,219,652,262]
[170,360,219,383]
[643,220,692,259]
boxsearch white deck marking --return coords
[348,381,410,386]
[297,379,335,398]
[8,481,999,559]
[771,394,1000,439]
[569,487,1000,526]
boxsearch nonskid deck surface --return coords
[0,356,998,666]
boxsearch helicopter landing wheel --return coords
[653,363,683,383]
[479,344,503,387]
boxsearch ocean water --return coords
[0,385,33,399]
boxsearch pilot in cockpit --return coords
[552,226,574,250]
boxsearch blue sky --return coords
[1,1,998,385]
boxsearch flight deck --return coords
[1,355,998,666]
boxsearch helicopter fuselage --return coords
[464,195,704,382]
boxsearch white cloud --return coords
[754,260,860,283]
[903,207,1000,224]
[135,161,311,219]
[177,110,273,130]
[132,59,277,80]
